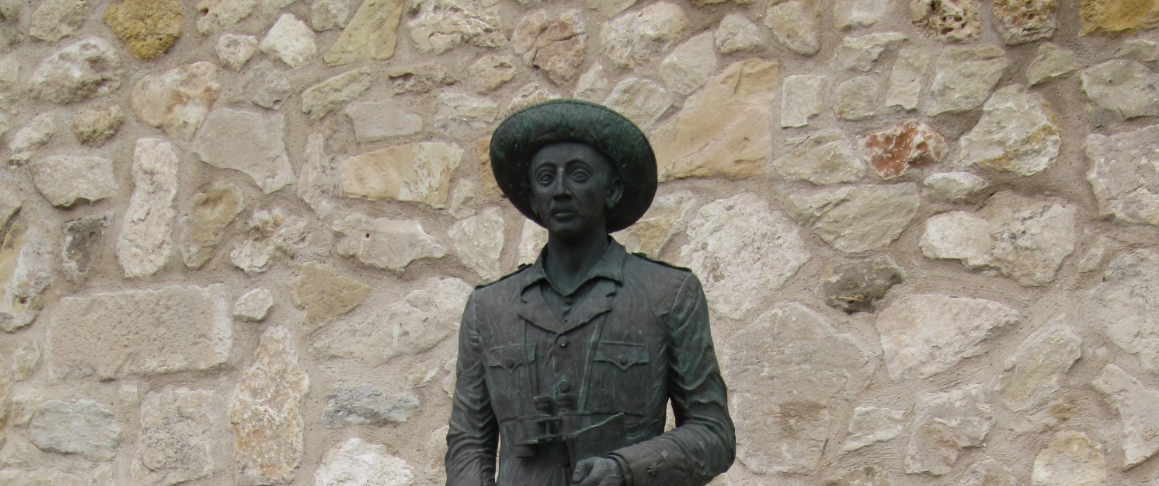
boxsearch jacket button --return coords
[557,335,569,347]
[619,356,630,367]
[504,358,515,368]
[559,380,571,392]
[564,296,574,305]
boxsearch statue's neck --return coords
[543,231,610,296]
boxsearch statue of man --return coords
[445,100,735,486]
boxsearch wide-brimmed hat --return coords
[489,99,657,233]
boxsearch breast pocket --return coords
[588,341,650,416]
[484,343,535,421]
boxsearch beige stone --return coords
[1027,43,1080,86]
[47,284,231,379]
[315,438,415,486]
[132,387,216,486]
[678,193,810,319]
[833,76,879,120]
[584,0,636,16]
[1092,364,1159,468]
[659,32,717,96]
[260,13,317,68]
[926,45,1009,116]
[843,406,906,451]
[885,47,930,110]
[835,0,889,28]
[773,131,865,184]
[765,0,821,55]
[341,142,463,208]
[574,62,611,101]
[30,399,122,460]
[876,294,1021,379]
[518,219,548,264]
[302,67,372,120]
[179,184,244,269]
[324,0,406,65]
[0,216,53,333]
[513,10,586,85]
[229,207,308,274]
[789,183,921,254]
[827,467,890,486]
[332,213,446,273]
[905,385,994,475]
[118,138,178,278]
[602,78,670,128]
[1032,430,1107,486]
[1086,124,1159,227]
[963,459,1017,486]
[298,133,340,217]
[104,0,184,60]
[12,340,40,381]
[468,54,516,93]
[993,0,1056,44]
[924,172,988,202]
[62,213,112,284]
[654,59,778,181]
[30,156,117,207]
[961,85,1060,175]
[215,34,258,71]
[435,92,497,137]
[29,0,87,42]
[724,303,875,474]
[193,109,295,194]
[230,326,309,486]
[322,386,421,427]
[1080,0,1159,34]
[312,278,472,365]
[834,32,907,71]
[781,74,828,127]
[715,14,761,54]
[1115,39,1159,61]
[345,99,423,142]
[72,105,123,146]
[613,191,696,256]
[131,62,220,140]
[821,256,905,313]
[29,38,123,104]
[921,192,1076,286]
[196,0,257,34]
[448,207,505,280]
[312,0,351,31]
[0,470,85,486]
[407,0,503,55]
[290,262,371,331]
[476,137,501,196]
[388,63,456,94]
[9,112,57,164]
[234,288,273,321]
[1081,60,1159,125]
[601,2,687,68]
[910,0,981,41]
[506,82,559,114]
[1085,249,1159,373]
[993,315,1081,411]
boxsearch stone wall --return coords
[0,0,1157,484]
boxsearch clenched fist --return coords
[571,457,625,486]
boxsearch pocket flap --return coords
[594,342,649,371]
[485,344,535,373]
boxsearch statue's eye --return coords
[537,172,554,185]
[571,170,590,182]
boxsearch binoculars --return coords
[513,393,628,481]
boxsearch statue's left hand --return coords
[571,457,625,486]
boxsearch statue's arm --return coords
[445,293,500,486]
[608,273,736,486]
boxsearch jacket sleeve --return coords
[445,292,499,486]
[608,272,736,486]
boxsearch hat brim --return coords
[489,99,657,233]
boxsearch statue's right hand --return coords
[571,457,625,486]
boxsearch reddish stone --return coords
[858,120,948,179]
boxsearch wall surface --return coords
[0,0,1157,485]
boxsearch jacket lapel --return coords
[517,285,561,333]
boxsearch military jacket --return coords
[445,240,735,486]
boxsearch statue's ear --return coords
[606,176,624,210]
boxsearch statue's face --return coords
[528,142,623,241]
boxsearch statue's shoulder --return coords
[625,251,693,277]
[472,263,533,292]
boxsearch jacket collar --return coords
[517,238,625,334]
[519,238,627,293]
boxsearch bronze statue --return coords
[445,100,735,486]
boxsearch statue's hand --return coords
[572,457,625,486]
